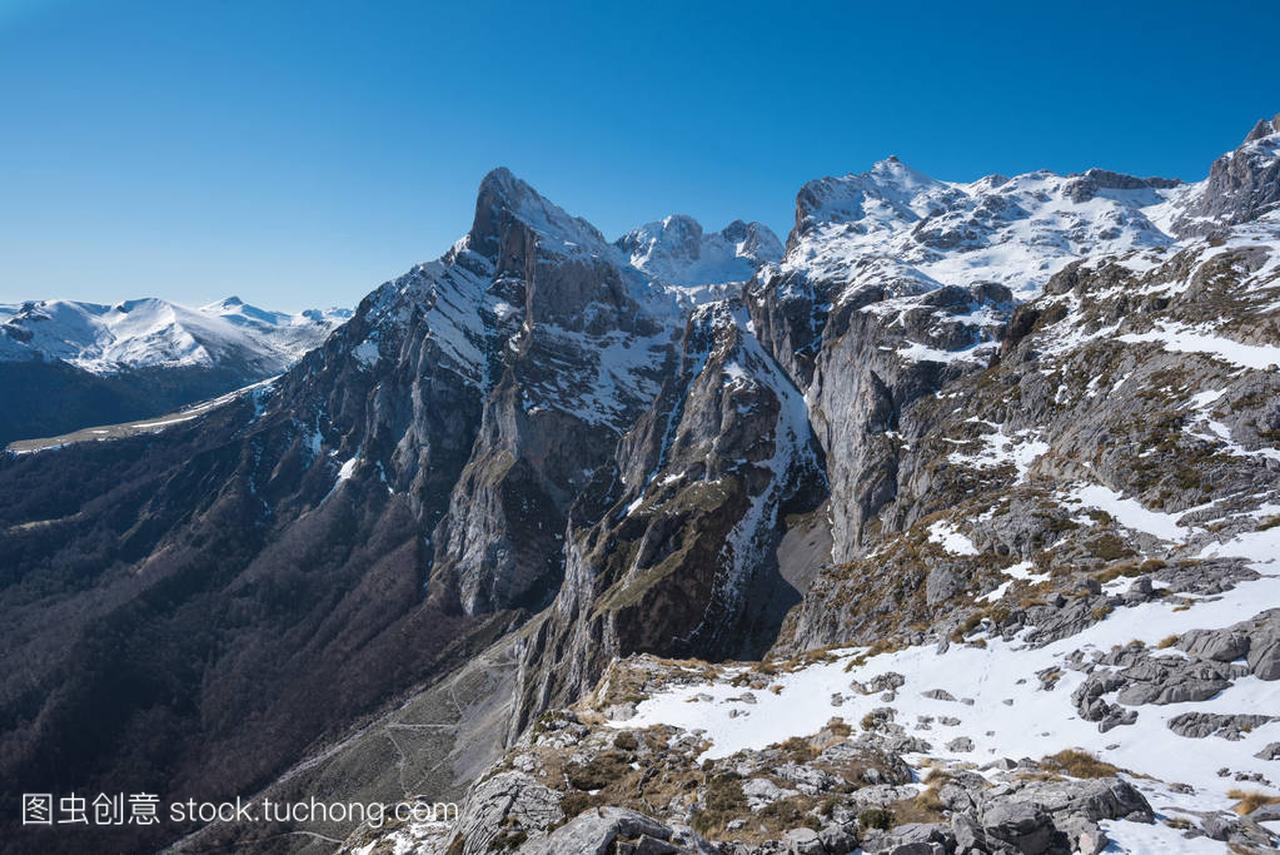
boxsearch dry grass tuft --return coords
[1039,749,1119,779]
[1226,788,1280,816]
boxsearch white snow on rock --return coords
[927,520,979,556]
[896,340,998,365]
[336,456,358,481]
[979,560,1051,604]
[618,214,782,291]
[947,421,1049,482]
[617,565,1280,817]
[1184,388,1280,463]
[1100,817,1232,855]
[1063,483,1199,544]
[1000,560,1049,582]
[1197,523,1280,566]
[351,338,380,369]
[784,157,1179,297]
[0,295,349,374]
[1119,321,1280,371]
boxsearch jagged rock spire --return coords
[468,167,609,260]
[1244,114,1280,143]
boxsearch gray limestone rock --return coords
[1168,712,1277,740]
[517,806,677,855]
[980,801,1061,854]
[1255,742,1280,761]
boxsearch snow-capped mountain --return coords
[0,295,349,374]
[0,294,349,444]
[3,118,1280,855]
[778,116,1280,307]
[618,214,783,296]
[785,155,1181,298]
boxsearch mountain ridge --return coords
[2,117,1279,855]
[0,295,351,444]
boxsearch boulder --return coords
[980,801,1061,854]
[1168,712,1277,740]
[1248,627,1280,680]
[782,826,824,854]
[518,807,678,855]
[1178,628,1250,662]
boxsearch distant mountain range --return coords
[0,296,350,444]
[2,116,1279,855]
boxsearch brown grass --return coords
[775,736,819,763]
[857,806,894,830]
[1226,788,1280,816]
[1040,749,1119,779]
[826,718,852,737]
[1095,560,1145,584]
[1156,634,1180,649]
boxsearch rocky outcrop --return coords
[1061,168,1182,204]
[1069,610,1280,734]
[508,298,825,736]
[519,807,712,855]
[339,683,1160,855]
[428,168,683,615]
[1171,115,1280,236]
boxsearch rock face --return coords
[5,118,1280,855]
[508,297,825,735]
[750,270,1014,559]
[1170,114,1280,235]
[425,168,685,616]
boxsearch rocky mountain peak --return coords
[1244,114,1280,143]
[1169,112,1280,236]
[617,214,781,288]
[468,166,612,262]
[791,158,961,248]
[721,218,784,263]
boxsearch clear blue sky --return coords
[1,0,1276,311]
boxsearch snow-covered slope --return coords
[778,118,1279,306]
[0,295,349,374]
[618,215,782,297]
[784,156,1183,298]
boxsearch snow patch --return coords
[927,520,978,556]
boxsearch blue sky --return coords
[1,0,1276,311]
